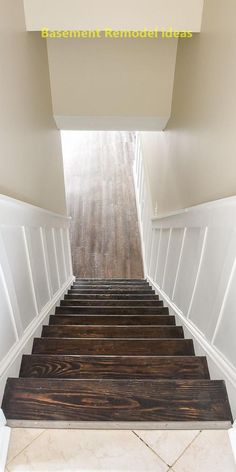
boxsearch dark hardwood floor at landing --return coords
[63,132,143,277]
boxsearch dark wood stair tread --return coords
[65,294,159,299]
[72,282,152,290]
[69,289,155,294]
[75,278,146,282]
[19,355,210,379]
[49,315,176,325]
[2,378,232,425]
[32,338,195,356]
[60,300,163,307]
[55,307,168,315]
[42,325,184,339]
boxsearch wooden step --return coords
[69,289,155,294]
[2,378,232,428]
[70,287,154,290]
[72,284,150,289]
[75,278,147,282]
[65,294,159,300]
[42,325,184,339]
[74,279,150,287]
[19,355,210,379]
[60,300,163,307]
[32,338,195,356]
[49,315,176,326]
[55,306,169,315]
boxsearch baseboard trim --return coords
[147,275,236,396]
[0,410,10,472]
[0,276,74,379]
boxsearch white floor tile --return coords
[7,429,169,472]
[173,430,236,472]
[7,429,45,463]
[134,430,199,466]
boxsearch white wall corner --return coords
[0,409,11,472]
[229,421,236,465]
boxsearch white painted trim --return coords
[154,228,162,282]
[186,227,208,319]
[229,422,236,465]
[212,256,236,344]
[162,228,172,290]
[22,227,40,315]
[147,275,236,394]
[40,227,53,298]
[0,410,10,472]
[52,228,61,287]
[171,227,186,301]
[0,264,19,343]
[0,276,74,378]
[133,164,147,277]
[148,229,154,275]
[60,228,68,280]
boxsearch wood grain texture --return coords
[55,306,168,315]
[19,355,210,380]
[41,325,184,339]
[69,289,155,294]
[63,132,143,278]
[49,315,176,326]
[75,279,147,284]
[65,294,159,299]
[32,338,195,356]
[2,379,232,423]
[60,300,163,307]
[72,284,149,289]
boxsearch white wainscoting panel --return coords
[0,268,17,361]
[44,227,60,294]
[163,227,184,297]
[1,226,38,330]
[0,194,74,404]
[134,135,236,418]
[173,227,206,316]
[25,227,50,313]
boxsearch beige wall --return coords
[0,0,66,214]
[141,0,236,215]
[23,0,204,32]
[47,37,178,130]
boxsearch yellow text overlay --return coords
[41,28,193,40]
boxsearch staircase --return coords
[2,278,232,429]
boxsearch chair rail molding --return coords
[0,194,74,404]
[133,135,236,419]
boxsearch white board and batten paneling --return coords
[134,136,236,419]
[0,194,74,404]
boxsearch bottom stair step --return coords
[19,355,210,379]
[2,378,232,428]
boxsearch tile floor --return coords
[5,428,236,472]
